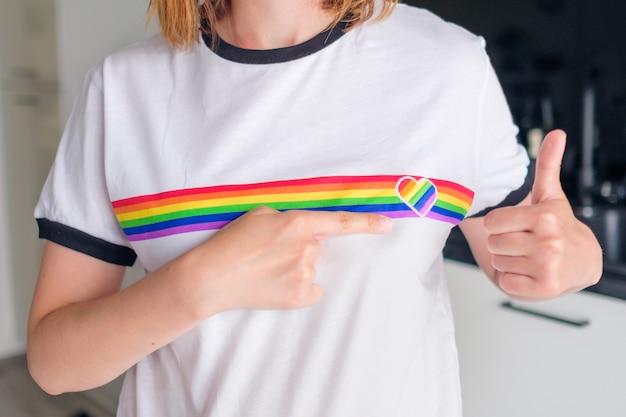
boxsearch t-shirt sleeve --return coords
[34,67,137,266]
[466,45,532,218]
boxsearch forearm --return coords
[27,254,212,395]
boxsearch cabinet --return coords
[445,259,626,417]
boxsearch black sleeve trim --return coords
[469,159,535,218]
[36,218,137,266]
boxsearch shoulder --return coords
[104,34,197,70]
[105,34,179,63]
[361,4,489,72]
[87,34,206,94]
[384,4,483,46]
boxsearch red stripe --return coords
[112,175,403,209]
[111,175,474,211]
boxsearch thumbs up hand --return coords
[482,130,603,301]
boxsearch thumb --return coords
[531,129,567,204]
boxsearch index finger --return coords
[483,204,535,235]
[303,210,394,240]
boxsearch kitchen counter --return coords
[443,226,626,301]
[444,259,626,417]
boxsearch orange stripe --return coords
[398,180,419,198]
[438,185,474,205]
[113,180,396,214]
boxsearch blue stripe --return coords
[122,204,410,235]
[414,185,436,207]
[123,212,244,235]
[430,206,466,221]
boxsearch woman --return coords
[28,0,601,416]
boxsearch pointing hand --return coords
[182,207,393,315]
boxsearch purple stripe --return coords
[127,211,417,241]
[386,208,460,224]
[127,209,460,242]
[126,220,230,241]
[425,212,461,224]
[424,193,437,208]
[379,211,415,219]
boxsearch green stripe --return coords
[434,200,467,215]
[118,196,400,228]
[408,183,432,206]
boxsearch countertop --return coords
[443,227,626,301]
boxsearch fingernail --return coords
[379,215,393,230]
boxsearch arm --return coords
[458,130,602,301]
[28,241,202,394]
[27,208,393,395]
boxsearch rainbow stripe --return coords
[112,175,474,242]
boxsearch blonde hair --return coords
[148,0,400,50]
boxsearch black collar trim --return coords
[202,21,349,64]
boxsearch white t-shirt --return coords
[35,4,530,416]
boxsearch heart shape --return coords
[395,176,437,217]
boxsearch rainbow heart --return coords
[395,176,437,217]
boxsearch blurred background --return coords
[412,0,626,198]
[0,0,625,416]
[1,0,154,415]
[0,0,154,363]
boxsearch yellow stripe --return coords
[116,188,397,222]
[437,193,471,210]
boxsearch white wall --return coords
[0,90,23,359]
[56,0,157,118]
[0,0,34,357]
[0,0,155,359]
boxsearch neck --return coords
[216,0,335,50]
